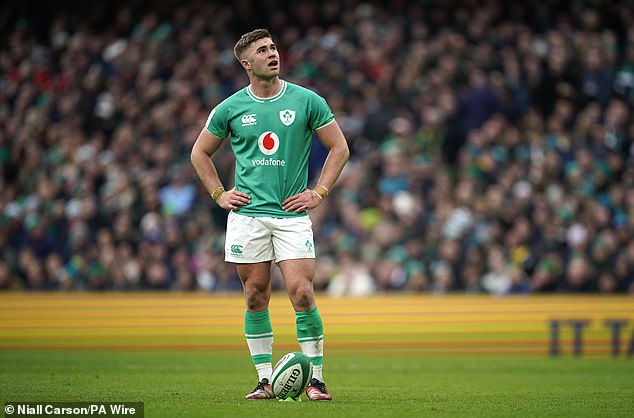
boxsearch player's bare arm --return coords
[190,128,251,211]
[282,120,349,213]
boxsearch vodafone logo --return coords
[258,131,280,155]
[253,131,285,166]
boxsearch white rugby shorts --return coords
[225,211,315,263]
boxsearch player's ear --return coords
[241,58,251,70]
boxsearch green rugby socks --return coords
[296,307,324,381]
[245,309,273,381]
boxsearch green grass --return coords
[1,351,633,417]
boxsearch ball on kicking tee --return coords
[271,351,313,400]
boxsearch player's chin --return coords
[257,70,279,81]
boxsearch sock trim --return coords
[298,334,324,342]
[251,354,272,363]
[245,332,274,339]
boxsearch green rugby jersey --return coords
[205,80,334,218]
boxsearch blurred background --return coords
[1,0,633,295]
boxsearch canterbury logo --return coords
[241,114,257,126]
[230,244,244,255]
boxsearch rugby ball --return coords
[270,351,313,400]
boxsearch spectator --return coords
[481,245,512,295]
[1,0,633,294]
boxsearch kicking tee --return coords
[205,80,334,218]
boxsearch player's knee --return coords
[245,288,270,311]
[290,283,314,311]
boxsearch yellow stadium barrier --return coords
[0,293,632,357]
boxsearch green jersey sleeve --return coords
[205,103,230,139]
[308,92,335,131]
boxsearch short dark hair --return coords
[234,28,272,61]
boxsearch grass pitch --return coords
[1,350,632,418]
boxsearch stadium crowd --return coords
[1,0,634,294]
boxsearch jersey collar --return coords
[246,80,287,103]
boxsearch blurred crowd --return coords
[1,0,634,294]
